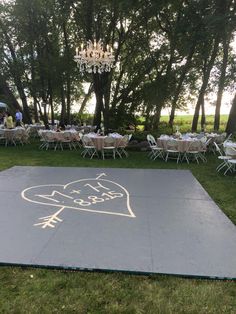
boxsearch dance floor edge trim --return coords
[0,262,235,280]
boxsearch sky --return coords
[80,34,236,116]
[82,80,234,116]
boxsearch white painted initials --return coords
[70,189,81,195]
[84,182,110,193]
[36,191,74,203]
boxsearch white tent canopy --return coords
[0,102,7,108]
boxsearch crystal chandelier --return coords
[74,40,115,74]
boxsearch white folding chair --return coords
[0,129,6,145]
[165,139,180,163]
[225,159,236,175]
[223,146,236,175]
[102,137,116,159]
[117,134,130,158]
[57,131,74,151]
[147,134,164,160]
[43,131,56,150]
[214,142,232,172]
[81,136,98,159]
[186,141,202,164]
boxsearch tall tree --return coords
[226,93,236,135]
[0,16,32,123]
[214,0,235,130]
[213,37,230,131]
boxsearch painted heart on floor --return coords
[21,173,135,229]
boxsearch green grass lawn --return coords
[0,141,236,314]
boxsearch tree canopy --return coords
[0,0,235,132]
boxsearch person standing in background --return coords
[15,109,23,126]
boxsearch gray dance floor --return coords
[0,166,235,279]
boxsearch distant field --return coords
[159,114,229,132]
[136,115,229,134]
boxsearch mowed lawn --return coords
[0,141,235,314]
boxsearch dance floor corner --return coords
[0,166,235,280]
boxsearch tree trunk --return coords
[29,44,39,123]
[37,100,43,121]
[201,100,206,130]
[66,78,71,125]
[192,37,220,132]
[0,74,21,111]
[93,73,104,128]
[48,79,54,125]
[152,106,162,130]
[192,91,204,132]
[103,72,111,132]
[60,85,66,124]
[0,20,32,123]
[33,96,40,123]
[226,93,236,135]
[144,105,151,131]
[214,37,230,131]
[62,20,71,125]
[169,43,196,127]
[49,96,54,126]
[36,44,47,117]
[41,100,49,129]
[78,83,93,115]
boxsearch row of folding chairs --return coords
[0,128,29,146]
[81,134,132,159]
[38,131,81,151]
[147,134,210,164]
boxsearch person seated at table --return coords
[127,123,135,131]
[4,112,14,129]
[56,122,65,132]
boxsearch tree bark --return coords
[0,19,32,123]
[48,79,54,125]
[62,20,71,125]
[191,38,220,132]
[201,100,206,130]
[29,44,40,123]
[60,85,66,124]
[144,105,151,131]
[41,100,49,128]
[225,93,236,135]
[214,38,230,131]
[33,96,40,123]
[103,72,112,131]
[152,106,162,130]
[78,83,93,115]
[93,73,104,128]
[169,43,196,128]
[0,74,21,111]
